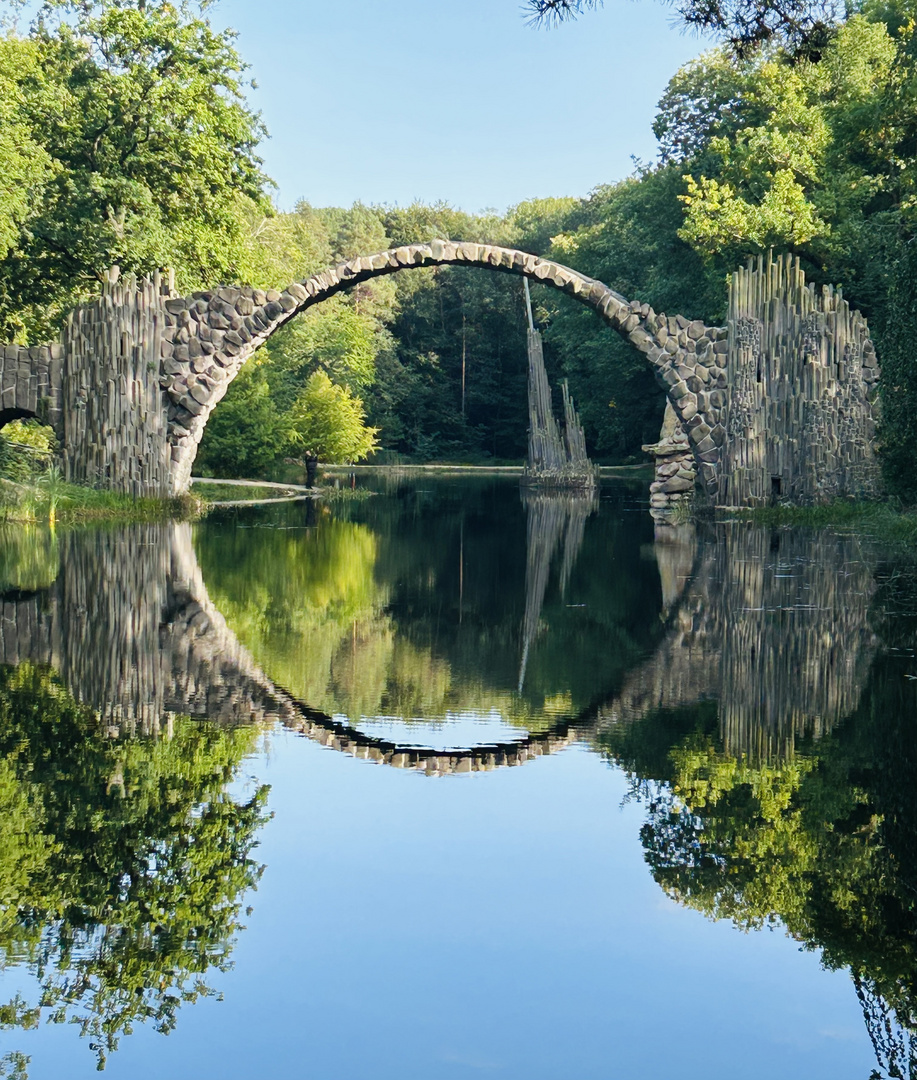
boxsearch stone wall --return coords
[720,252,881,505]
[0,244,884,508]
[0,343,63,432]
[62,269,172,496]
[643,402,696,522]
[157,241,725,495]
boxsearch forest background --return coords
[1,0,917,495]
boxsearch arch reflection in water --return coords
[0,510,913,1078]
[598,522,878,760]
[0,517,885,770]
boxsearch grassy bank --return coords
[0,478,202,524]
[725,500,917,546]
[192,480,308,503]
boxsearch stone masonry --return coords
[0,242,882,508]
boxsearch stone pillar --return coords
[643,402,697,523]
[62,269,172,497]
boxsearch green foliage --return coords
[0,0,270,339]
[3,0,917,483]
[0,421,54,485]
[0,478,199,523]
[197,201,388,478]
[540,168,719,457]
[0,524,58,590]
[195,361,292,480]
[877,237,917,501]
[267,300,377,399]
[0,37,52,273]
[0,662,269,1070]
[197,480,663,726]
[288,370,378,464]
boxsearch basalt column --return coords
[720,253,882,506]
[62,270,172,496]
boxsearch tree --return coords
[527,0,843,60]
[288,370,378,479]
[267,301,378,401]
[0,0,271,338]
[0,662,269,1073]
[194,360,292,479]
[0,38,51,270]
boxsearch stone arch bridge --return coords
[0,518,879,773]
[1,243,880,508]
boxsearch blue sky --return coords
[214,0,713,214]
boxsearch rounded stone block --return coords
[662,476,693,494]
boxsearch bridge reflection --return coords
[597,520,878,761]
[0,514,908,1078]
[0,515,881,770]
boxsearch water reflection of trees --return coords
[197,488,659,731]
[2,505,917,1076]
[0,662,268,1075]
[600,612,917,1078]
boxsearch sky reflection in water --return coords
[0,476,913,1079]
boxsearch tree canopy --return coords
[0,0,271,339]
[527,0,844,59]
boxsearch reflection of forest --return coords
[197,483,661,732]
[0,499,916,1077]
[599,539,917,1080]
[0,663,267,1078]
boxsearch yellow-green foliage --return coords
[288,370,379,464]
[0,662,268,1070]
[0,525,58,591]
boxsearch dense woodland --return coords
[1,0,917,493]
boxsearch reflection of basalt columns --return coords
[0,520,878,770]
[597,524,878,760]
[518,489,597,691]
[0,524,586,775]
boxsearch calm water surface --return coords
[0,476,915,1079]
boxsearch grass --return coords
[0,476,202,524]
[193,481,303,503]
[724,499,917,546]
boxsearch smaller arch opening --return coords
[0,414,57,485]
[0,408,37,429]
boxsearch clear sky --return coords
[213,0,712,214]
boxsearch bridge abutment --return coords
[62,270,173,496]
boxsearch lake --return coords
[0,475,914,1079]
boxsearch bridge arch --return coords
[159,240,728,495]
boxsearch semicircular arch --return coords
[160,241,727,494]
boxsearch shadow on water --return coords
[0,488,915,1075]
